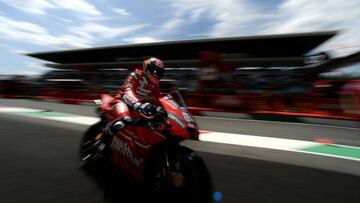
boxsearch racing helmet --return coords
[143,57,164,85]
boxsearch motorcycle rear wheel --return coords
[79,121,105,170]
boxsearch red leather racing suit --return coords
[112,69,162,120]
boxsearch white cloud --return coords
[162,18,185,31]
[0,16,44,34]
[163,0,360,56]
[70,23,146,40]
[49,15,74,23]
[1,0,359,58]
[0,0,101,16]
[50,0,101,16]
[263,0,359,34]
[0,15,147,49]
[159,0,209,35]
[123,37,161,44]
[263,0,360,57]
[321,63,360,77]
[0,16,91,48]
[16,71,42,75]
[0,44,10,48]
[26,62,48,70]
[188,7,207,23]
[14,62,50,75]
[0,0,55,15]
[208,0,267,36]
[161,0,267,37]
[113,8,131,16]
[11,49,30,54]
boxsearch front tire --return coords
[146,146,213,203]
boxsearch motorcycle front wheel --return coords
[146,146,213,203]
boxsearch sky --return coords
[0,0,359,75]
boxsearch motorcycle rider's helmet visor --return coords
[147,65,164,79]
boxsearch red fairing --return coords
[98,94,131,123]
[159,96,194,139]
[98,91,198,182]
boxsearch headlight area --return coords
[187,127,199,140]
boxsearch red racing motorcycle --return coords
[79,86,212,203]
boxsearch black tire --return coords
[146,146,213,203]
[79,121,105,171]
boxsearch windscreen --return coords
[167,89,187,108]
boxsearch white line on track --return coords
[0,107,39,112]
[0,106,99,126]
[199,131,318,151]
[199,131,360,162]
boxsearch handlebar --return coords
[136,104,168,128]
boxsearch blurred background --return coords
[0,0,360,203]
[0,0,359,119]
[1,49,360,120]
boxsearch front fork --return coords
[163,143,171,176]
[150,127,182,185]
[161,142,184,188]
[149,127,171,177]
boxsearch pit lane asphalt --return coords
[0,99,360,203]
[1,99,359,146]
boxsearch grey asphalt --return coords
[0,99,360,202]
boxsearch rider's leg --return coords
[99,101,132,151]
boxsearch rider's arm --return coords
[122,73,141,109]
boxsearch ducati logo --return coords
[111,137,143,166]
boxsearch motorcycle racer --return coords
[99,57,165,150]
[80,59,212,202]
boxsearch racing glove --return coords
[134,102,156,119]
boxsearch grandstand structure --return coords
[25,30,360,118]
[27,31,335,91]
